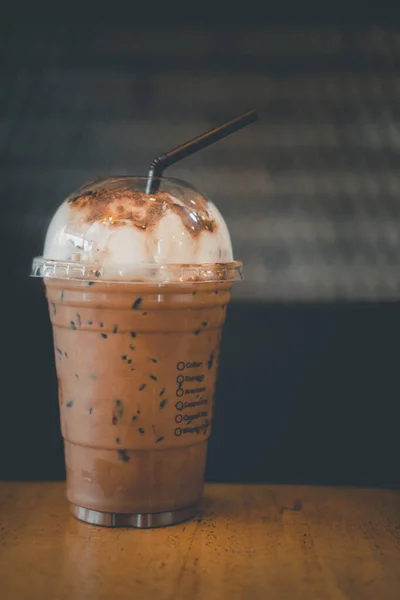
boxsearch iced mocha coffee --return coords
[32,177,242,527]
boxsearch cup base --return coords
[70,503,199,528]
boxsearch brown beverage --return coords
[46,279,230,523]
[33,177,241,527]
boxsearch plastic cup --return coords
[32,177,242,527]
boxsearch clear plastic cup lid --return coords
[31,176,242,284]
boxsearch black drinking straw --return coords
[145,109,259,194]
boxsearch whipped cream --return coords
[43,180,233,275]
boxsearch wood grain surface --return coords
[0,482,399,599]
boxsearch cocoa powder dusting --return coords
[170,203,215,235]
[69,187,217,237]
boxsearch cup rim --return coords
[31,257,243,284]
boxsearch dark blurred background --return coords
[2,7,400,487]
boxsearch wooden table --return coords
[0,483,399,599]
